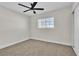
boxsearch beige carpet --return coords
[0,39,76,56]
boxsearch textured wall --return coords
[0,6,30,48]
[30,6,73,46]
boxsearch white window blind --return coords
[38,17,54,28]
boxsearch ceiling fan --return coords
[18,2,44,14]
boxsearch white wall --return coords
[73,3,79,56]
[0,6,30,48]
[0,4,73,49]
[30,6,73,46]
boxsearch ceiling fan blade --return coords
[33,11,36,14]
[24,9,30,12]
[31,2,37,9]
[30,3,32,6]
[33,8,44,10]
[18,3,30,8]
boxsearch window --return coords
[38,17,54,28]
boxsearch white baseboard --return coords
[73,47,78,56]
[0,37,72,49]
[0,38,29,49]
[30,37,72,46]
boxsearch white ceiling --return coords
[0,2,73,16]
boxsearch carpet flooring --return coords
[0,39,76,56]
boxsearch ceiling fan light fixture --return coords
[18,2,44,14]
